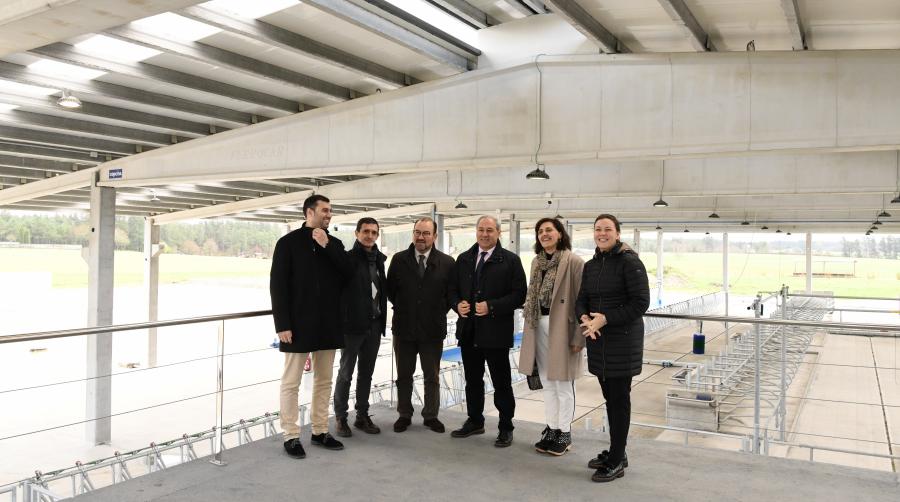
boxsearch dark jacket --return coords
[270,224,353,353]
[450,242,527,349]
[341,241,387,337]
[386,244,455,341]
[575,241,650,379]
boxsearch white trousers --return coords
[536,316,576,432]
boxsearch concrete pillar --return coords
[805,232,813,292]
[508,214,520,255]
[434,212,446,254]
[566,223,574,243]
[656,230,664,307]
[86,175,115,445]
[144,219,160,368]
[633,228,641,253]
[723,232,729,315]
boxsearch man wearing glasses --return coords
[386,217,456,433]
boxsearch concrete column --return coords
[633,228,641,253]
[656,230,664,307]
[722,232,729,315]
[144,219,160,368]
[434,212,446,254]
[508,214,520,255]
[86,175,115,445]
[805,232,813,292]
[566,223,574,243]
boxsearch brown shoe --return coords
[354,414,381,434]
[393,416,412,433]
[335,417,352,438]
[423,418,445,433]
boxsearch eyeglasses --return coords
[413,230,433,237]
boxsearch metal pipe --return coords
[0,310,272,344]
[752,295,762,454]
[210,320,227,466]
[787,293,899,301]
[642,313,900,333]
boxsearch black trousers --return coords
[394,337,444,420]
[333,321,381,420]
[599,376,633,465]
[461,344,515,431]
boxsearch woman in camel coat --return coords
[518,217,585,456]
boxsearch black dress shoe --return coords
[354,414,381,434]
[335,417,352,438]
[591,460,625,483]
[494,430,513,448]
[283,438,306,459]
[588,450,628,469]
[450,420,485,438]
[393,416,412,433]
[310,432,344,450]
[423,418,446,433]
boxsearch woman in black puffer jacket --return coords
[576,214,650,483]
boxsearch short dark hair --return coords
[533,217,572,254]
[356,217,379,232]
[302,194,330,219]
[594,213,621,233]
[414,216,437,234]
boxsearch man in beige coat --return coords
[518,218,585,456]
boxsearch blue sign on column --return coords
[108,168,123,180]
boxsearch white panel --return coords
[374,94,423,163]
[794,151,891,193]
[837,52,900,147]
[540,64,602,157]
[423,82,477,161]
[750,52,837,150]
[671,53,750,155]
[328,105,373,166]
[600,59,673,156]
[476,68,537,160]
[285,115,329,168]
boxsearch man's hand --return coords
[458,300,471,318]
[474,301,489,316]
[570,345,582,354]
[311,228,329,248]
[277,330,293,344]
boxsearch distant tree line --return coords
[840,236,900,259]
[0,212,283,257]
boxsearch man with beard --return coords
[386,217,455,433]
[271,194,352,458]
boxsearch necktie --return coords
[417,254,426,279]
[474,251,487,284]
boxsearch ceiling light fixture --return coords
[653,160,668,207]
[655,225,662,230]
[57,89,82,109]
[454,201,467,209]
[709,196,720,218]
[740,220,750,226]
[761,225,769,230]
[526,164,550,180]
[775,229,782,233]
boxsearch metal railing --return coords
[2,291,899,500]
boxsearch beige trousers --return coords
[280,350,335,439]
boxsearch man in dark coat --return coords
[449,215,527,447]
[386,216,455,434]
[334,217,387,438]
[334,217,387,437]
[270,194,352,459]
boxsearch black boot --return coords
[545,430,571,456]
[534,426,555,453]
[591,460,625,482]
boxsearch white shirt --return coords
[416,247,432,269]
[475,246,495,270]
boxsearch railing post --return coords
[779,285,789,441]
[752,294,762,454]
[210,320,227,466]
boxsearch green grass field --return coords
[0,248,897,296]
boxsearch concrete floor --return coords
[71,407,899,502]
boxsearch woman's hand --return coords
[580,312,607,339]
[570,345,582,354]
